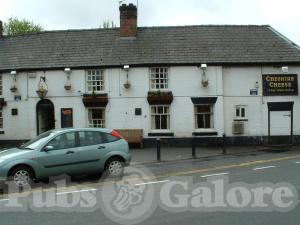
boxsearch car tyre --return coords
[8,166,34,188]
[104,157,125,178]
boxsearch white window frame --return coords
[86,69,105,93]
[87,108,105,128]
[149,67,169,90]
[150,105,171,131]
[194,104,214,129]
[235,105,247,120]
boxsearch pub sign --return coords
[262,74,298,96]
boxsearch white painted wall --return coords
[0,65,299,140]
[223,66,300,137]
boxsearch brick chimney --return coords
[119,3,137,38]
[0,21,3,37]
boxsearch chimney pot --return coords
[119,4,137,38]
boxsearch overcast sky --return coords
[1,0,300,45]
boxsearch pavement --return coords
[130,145,296,164]
[1,149,300,224]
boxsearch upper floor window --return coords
[195,105,214,129]
[0,75,2,95]
[86,70,104,92]
[150,67,169,90]
[235,105,247,120]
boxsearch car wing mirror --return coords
[43,145,54,152]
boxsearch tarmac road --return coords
[0,150,300,225]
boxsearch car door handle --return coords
[66,150,75,154]
[98,146,106,149]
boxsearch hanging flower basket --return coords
[64,84,72,91]
[10,85,18,92]
[147,91,173,105]
[82,93,109,107]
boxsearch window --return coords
[86,70,104,92]
[195,105,213,129]
[79,131,119,147]
[79,131,103,146]
[235,105,247,120]
[151,106,170,130]
[47,132,76,150]
[150,67,168,90]
[0,110,3,129]
[88,109,105,128]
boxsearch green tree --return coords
[4,17,44,36]
[100,20,116,28]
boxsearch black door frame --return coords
[267,102,294,145]
[36,99,55,135]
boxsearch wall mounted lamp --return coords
[64,68,72,90]
[123,65,131,89]
[199,64,208,87]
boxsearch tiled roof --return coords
[1,25,300,71]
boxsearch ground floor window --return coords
[151,105,170,130]
[195,104,213,128]
[235,105,247,120]
[88,108,105,128]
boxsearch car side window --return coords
[79,131,104,147]
[47,132,77,150]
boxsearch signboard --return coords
[61,108,73,128]
[262,74,298,96]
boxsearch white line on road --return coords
[134,180,170,186]
[56,188,98,195]
[253,166,275,171]
[201,172,229,178]
[295,162,300,164]
[0,199,9,202]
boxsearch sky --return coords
[1,0,300,45]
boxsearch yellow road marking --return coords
[1,154,300,199]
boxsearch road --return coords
[0,150,300,225]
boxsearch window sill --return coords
[148,131,174,137]
[234,118,248,121]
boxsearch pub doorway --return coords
[268,102,294,146]
[36,99,55,135]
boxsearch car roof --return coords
[51,127,113,134]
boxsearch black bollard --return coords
[157,138,161,161]
[192,138,196,158]
[222,133,227,155]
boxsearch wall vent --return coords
[232,121,244,134]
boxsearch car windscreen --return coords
[19,131,56,150]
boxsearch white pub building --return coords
[0,4,299,147]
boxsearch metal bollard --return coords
[222,133,227,155]
[156,138,161,161]
[192,138,196,158]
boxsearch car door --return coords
[76,131,111,173]
[37,131,79,177]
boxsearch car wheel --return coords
[8,166,34,187]
[105,158,124,177]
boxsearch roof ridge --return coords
[0,24,271,39]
